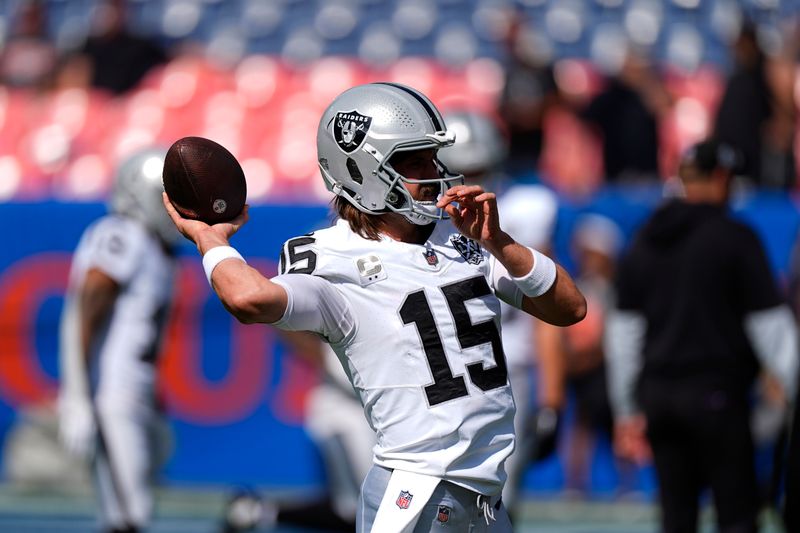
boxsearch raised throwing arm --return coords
[162,193,288,324]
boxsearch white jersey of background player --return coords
[58,147,179,533]
[439,111,562,512]
[166,82,585,533]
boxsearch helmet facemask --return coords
[372,134,464,225]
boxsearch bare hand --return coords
[613,415,652,465]
[162,192,249,254]
[436,185,502,244]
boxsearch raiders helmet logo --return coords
[334,111,372,153]
[450,234,484,265]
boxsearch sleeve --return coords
[86,218,144,284]
[744,305,799,400]
[270,274,356,345]
[604,309,647,418]
[489,254,524,309]
[733,227,784,312]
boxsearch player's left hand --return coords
[437,185,503,245]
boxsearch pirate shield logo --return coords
[450,234,484,265]
[334,110,372,153]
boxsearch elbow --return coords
[559,294,588,327]
[573,296,588,324]
[223,293,261,324]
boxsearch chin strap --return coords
[402,203,444,225]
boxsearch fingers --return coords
[162,192,184,225]
[443,203,462,225]
[230,204,249,230]
[437,185,489,207]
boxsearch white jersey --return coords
[496,184,558,370]
[272,219,526,496]
[60,215,176,402]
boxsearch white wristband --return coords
[202,246,246,286]
[513,248,557,297]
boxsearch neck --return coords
[682,180,727,205]
[381,214,436,244]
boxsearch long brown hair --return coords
[334,196,386,241]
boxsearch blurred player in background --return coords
[438,109,565,514]
[166,82,585,532]
[58,147,179,533]
[222,331,373,533]
[606,139,799,533]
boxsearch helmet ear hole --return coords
[346,158,363,185]
[386,188,404,208]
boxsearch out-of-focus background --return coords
[0,0,798,531]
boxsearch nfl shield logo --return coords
[437,505,451,524]
[423,248,438,266]
[396,490,413,509]
[333,110,372,153]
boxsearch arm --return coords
[744,305,799,403]
[58,267,119,459]
[534,321,566,409]
[79,268,120,358]
[605,308,651,464]
[437,185,586,326]
[162,194,288,324]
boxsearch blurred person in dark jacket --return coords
[606,138,798,533]
[714,22,796,189]
[581,52,670,183]
[60,0,166,95]
[498,13,559,177]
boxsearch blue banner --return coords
[0,191,797,494]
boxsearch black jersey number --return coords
[399,276,508,406]
[280,236,317,274]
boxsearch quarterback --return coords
[165,82,586,532]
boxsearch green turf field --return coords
[0,484,786,532]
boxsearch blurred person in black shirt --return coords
[498,13,558,177]
[606,139,798,533]
[60,0,166,95]
[714,22,796,189]
[581,52,670,183]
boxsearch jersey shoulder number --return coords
[279,234,318,275]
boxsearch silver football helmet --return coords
[437,110,508,183]
[110,147,181,246]
[317,82,463,225]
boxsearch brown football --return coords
[162,136,247,224]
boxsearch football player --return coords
[58,147,179,533]
[221,332,374,533]
[439,109,565,513]
[165,82,585,532]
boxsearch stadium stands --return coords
[0,0,796,201]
